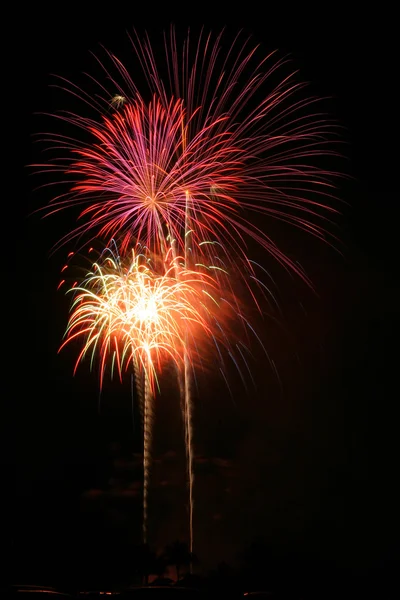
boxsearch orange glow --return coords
[60,244,219,394]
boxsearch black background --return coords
[4,2,398,592]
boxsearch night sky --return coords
[5,3,398,591]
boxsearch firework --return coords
[37,27,342,552]
[37,27,340,287]
[60,244,222,388]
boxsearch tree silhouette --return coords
[151,553,169,580]
[164,540,195,581]
[133,543,157,585]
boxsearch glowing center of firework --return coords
[144,195,158,209]
[134,297,158,323]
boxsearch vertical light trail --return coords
[142,359,153,545]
